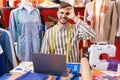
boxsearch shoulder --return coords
[45,26,54,34]
[34,8,39,11]
[34,8,40,13]
[11,8,19,13]
[0,29,9,37]
[85,1,94,12]
[10,8,19,16]
[85,1,93,8]
[108,0,116,8]
[109,0,115,3]
[109,0,115,5]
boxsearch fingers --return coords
[67,7,75,19]
[66,7,73,11]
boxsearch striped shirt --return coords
[41,19,95,63]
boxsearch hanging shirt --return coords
[116,0,120,37]
[41,19,95,63]
[9,5,42,61]
[0,28,17,76]
[84,1,118,44]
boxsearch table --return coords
[1,61,118,80]
[7,62,81,80]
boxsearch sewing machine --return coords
[88,42,116,70]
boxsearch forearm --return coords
[75,19,96,39]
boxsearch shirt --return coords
[9,5,42,61]
[41,19,95,63]
[116,0,120,37]
[0,28,17,76]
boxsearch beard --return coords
[58,17,69,24]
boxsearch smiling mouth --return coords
[60,19,68,22]
[61,17,68,21]
[59,19,68,24]
[61,19,67,21]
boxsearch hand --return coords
[67,7,75,19]
[66,7,78,22]
[60,7,78,23]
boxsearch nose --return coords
[62,13,66,18]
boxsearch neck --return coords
[21,0,31,8]
[20,0,32,13]
[21,0,29,5]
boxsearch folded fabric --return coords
[15,71,48,80]
[67,63,80,80]
[107,60,119,71]
[13,63,80,80]
[66,63,80,73]
[0,73,11,80]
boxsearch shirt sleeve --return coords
[36,9,43,48]
[9,9,17,42]
[75,18,96,40]
[40,30,51,54]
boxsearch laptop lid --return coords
[32,53,70,76]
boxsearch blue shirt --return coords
[9,5,42,61]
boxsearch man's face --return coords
[57,7,72,24]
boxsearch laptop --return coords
[32,53,71,76]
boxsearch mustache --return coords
[60,17,68,19]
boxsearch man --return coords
[41,2,95,63]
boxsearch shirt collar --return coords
[56,23,71,31]
[18,4,35,12]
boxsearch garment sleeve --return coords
[84,4,89,22]
[83,4,89,47]
[36,9,43,48]
[9,10,17,42]
[6,31,17,67]
[40,30,51,54]
[109,1,118,44]
[75,19,95,40]
[116,0,120,37]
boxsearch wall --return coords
[0,0,6,8]
[1,7,120,61]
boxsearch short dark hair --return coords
[58,2,72,9]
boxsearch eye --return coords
[60,12,64,14]
[66,12,70,15]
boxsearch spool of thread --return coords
[93,69,101,76]
[81,57,92,80]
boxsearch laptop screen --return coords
[32,53,67,76]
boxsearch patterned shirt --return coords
[41,19,95,63]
